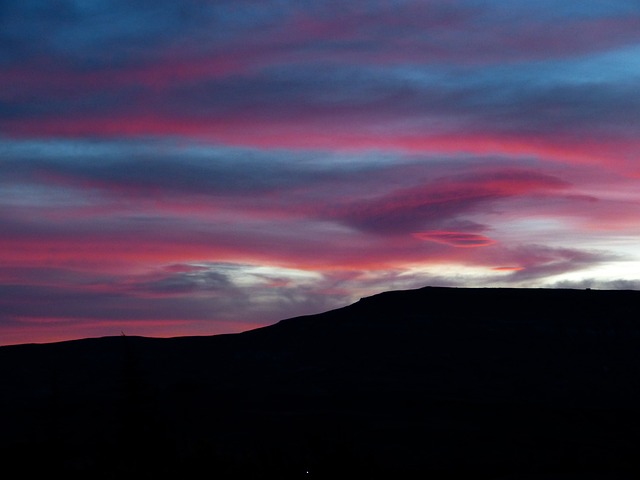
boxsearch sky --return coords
[2,0,640,345]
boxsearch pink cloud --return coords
[413,231,496,248]
[6,115,637,172]
[3,0,640,346]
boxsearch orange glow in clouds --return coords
[413,231,496,248]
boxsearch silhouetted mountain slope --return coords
[1,286,640,479]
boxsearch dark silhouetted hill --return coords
[1,286,640,479]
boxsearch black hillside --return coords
[1,286,640,479]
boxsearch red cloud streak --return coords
[5,115,636,169]
[413,231,496,248]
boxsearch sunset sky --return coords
[2,0,640,345]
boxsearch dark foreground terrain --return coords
[2,286,640,479]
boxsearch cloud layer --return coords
[1,0,640,344]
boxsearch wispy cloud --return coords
[1,0,639,344]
